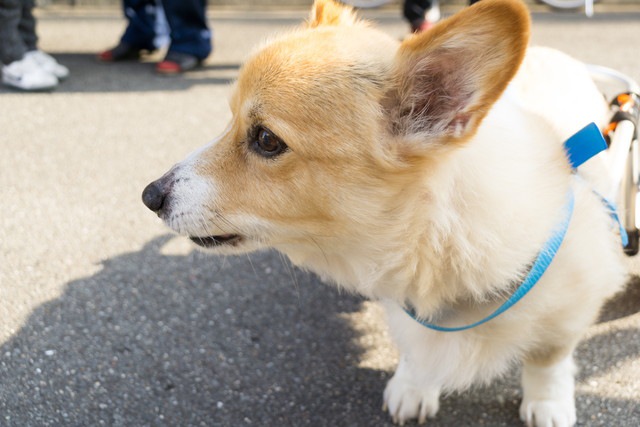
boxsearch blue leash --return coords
[404,189,574,332]
[566,123,629,247]
[404,123,626,332]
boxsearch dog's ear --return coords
[308,0,357,28]
[387,0,530,144]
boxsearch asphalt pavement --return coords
[1,4,639,427]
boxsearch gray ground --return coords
[1,4,639,427]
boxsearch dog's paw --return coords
[519,398,577,427]
[383,375,440,425]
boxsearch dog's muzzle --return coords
[142,167,245,249]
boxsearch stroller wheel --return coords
[624,229,639,256]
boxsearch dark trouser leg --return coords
[17,0,36,51]
[162,0,211,60]
[0,0,27,64]
[120,0,157,50]
[403,0,433,26]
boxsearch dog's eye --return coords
[251,127,288,158]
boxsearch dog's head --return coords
[142,0,530,265]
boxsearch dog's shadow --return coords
[0,236,638,426]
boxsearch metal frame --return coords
[587,65,640,255]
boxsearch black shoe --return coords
[98,42,147,62]
[156,51,202,74]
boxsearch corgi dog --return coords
[142,0,627,425]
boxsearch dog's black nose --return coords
[142,181,166,212]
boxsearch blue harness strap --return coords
[601,196,629,247]
[405,122,626,332]
[566,123,629,247]
[564,122,607,169]
[404,190,574,332]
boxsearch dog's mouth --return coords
[189,234,243,248]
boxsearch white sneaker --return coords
[25,50,69,80]
[2,55,58,91]
[425,0,441,23]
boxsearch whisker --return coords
[278,251,301,304]
[201,203,243,236]
[216,212,242,235]
[246,253,259,280]
[306,233,330,269]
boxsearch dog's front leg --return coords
[382,302,444,425]
[383,353,441,424]
[520,351,577,427]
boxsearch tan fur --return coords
[392,0,530,144]
[144,1,626,425]
[308,0,358,27]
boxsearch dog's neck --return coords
[285,99,571,318]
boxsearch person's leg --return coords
[119,0,158,50]
[162,0,211,60]
[98,0,159,62]
[16,0,69,80]
[1,0,58,90]
[403,0,434,33]
[17,0,37,51]
[0,0,28,64]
